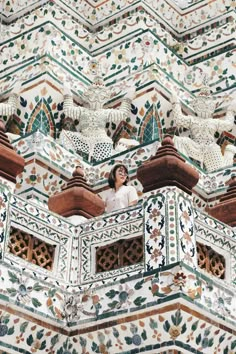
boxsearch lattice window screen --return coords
[8,227,55,271]
[197,242,225,279]
[96,236,143,273]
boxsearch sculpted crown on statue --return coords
[172,86,236,172]
[59,77,132,162]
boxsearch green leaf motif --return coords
[130,323,138,335]
[112,327,119,338]
[219,333,226,344]
[208,338,214,347]
[47,96,53,104]
[133,296,146,306]
[40,340,46,350]
[134,280,144,290]
[106,339,112,348]
[107,300,119,309]
[7,327,14,335]
[202,337,209,348]
[48,288,57,298]
[2,316,9,324]
[124,336,133,345]
[181,323,187,334]
[223,347,228,354]
[32,298,42,308]
[196,333,202,345]
[175,310,182,326]
[37,329,44,340]
[20,321,29,333]
[91,341,99,353]
[204,328,211,337]
[27,334,34,346]
[6,288,17,296]
[8,271,19,284]
[191,320,199,331]
[163,320,170,332]
[51,334,59,346]
[149,318,158,330]
[33,283,44,291]
[141,329,147,340]
[79,336,87,347]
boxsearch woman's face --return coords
[115,166,128,186]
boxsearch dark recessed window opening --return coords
[8,227,55,271]
[96,236,143,273]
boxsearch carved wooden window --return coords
[8,227,55,271]
[197,242,225,279]
[96,236,143,273]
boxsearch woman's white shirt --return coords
[105,185,138,213]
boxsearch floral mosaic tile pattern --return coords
[0,173,235,352]
[3,0,234,34]
[0,0,236,352]
[0,261,235,353]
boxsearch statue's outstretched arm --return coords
[215,105,235,133]
[171,94,192,129]
[0,93,18,121]
[107,98,131,123]
[63,94,85,120]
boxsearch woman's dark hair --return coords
[108,164,129,188]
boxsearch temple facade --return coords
[0,1,235,353]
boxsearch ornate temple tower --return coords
[0,1,235,353]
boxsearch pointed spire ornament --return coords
[137,135,199,194]
[48,165,105,218]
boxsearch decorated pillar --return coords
[137,136,199,271]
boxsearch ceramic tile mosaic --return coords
[4,0,232,33]
[0,174,235,352]
[0,0,236,352]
